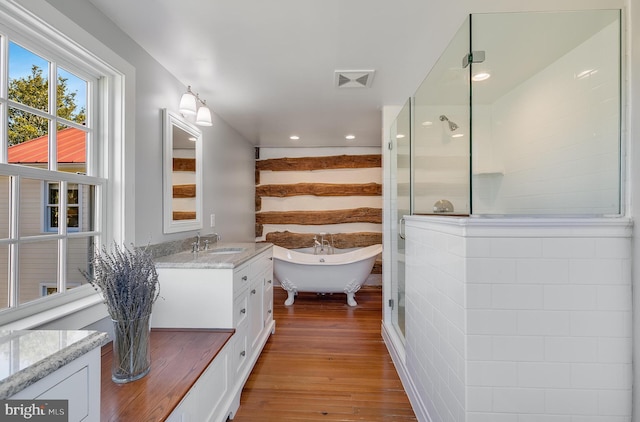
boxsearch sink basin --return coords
[208,247,246,255]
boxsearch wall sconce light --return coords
[179,86,212,126]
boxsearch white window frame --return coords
[44,181,81,233]
[0,0,135,329]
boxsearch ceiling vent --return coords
[334,70,375,88]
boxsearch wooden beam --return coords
[173,184,196,198]
[256,208,382,226]
[173,158,195,172]
[256,183,381,197]
[173,211,196,220]
[256,154,381,171]
[372,259,382,274]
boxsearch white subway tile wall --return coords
[405,217,632,421]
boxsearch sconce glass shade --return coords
[195,104,213,126]
[179,92,197,116]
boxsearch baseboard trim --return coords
[381,322,431,422]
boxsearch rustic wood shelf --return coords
[101,328,233,422]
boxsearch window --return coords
[2,38,99,307]
[45,182,80,232]
[0,3,123,317]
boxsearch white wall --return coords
[627,0,640,419]
[44,0,256,245]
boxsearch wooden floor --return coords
[232,286,417,421]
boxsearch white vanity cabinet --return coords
[152,245,275,421]
[1,330,107,422]
[10,348,100,422]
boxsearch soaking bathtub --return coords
[272,244,382,306]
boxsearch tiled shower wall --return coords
[405,216,632,422]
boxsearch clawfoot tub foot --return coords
[284,290,296,306]
[346,292,358,307]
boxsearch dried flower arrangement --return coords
[81,242,160,383]
[82,243,160,320]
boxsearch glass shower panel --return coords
[471,10,621,215]
[390,99,411,339]
[413,17,471,215]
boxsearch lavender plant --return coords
[81,243,160,383]
[82,243,159,320]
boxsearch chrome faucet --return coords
[192,233,202,253]
[312,233,333,255]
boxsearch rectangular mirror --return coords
[163,109,203,233]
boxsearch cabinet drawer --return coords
[234,266,250,296]
[234,293,248,327]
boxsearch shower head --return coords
[439,115,459,131]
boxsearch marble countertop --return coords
[154,242,272,269]
[0,329,108,398]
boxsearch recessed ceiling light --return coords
[421,121,433,127]
[472,72,491,82]
[188,136,197,142]
[289,135,300,140]
[452,133,464,138]
[345,134,356,140]
[576,69,598,79]
[396,134,405,139]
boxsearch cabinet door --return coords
[248,276,263,351]
[263,272,274,328]
[167,345,231,422]
[35,367,88,422]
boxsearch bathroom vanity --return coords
[0,329,107,421]
[152,242,275,421]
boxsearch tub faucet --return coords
[316,232,333,255]
[322,239,333,255]
[313,235,322,255]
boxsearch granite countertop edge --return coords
[0,331,109,399]
[154,242,273,269]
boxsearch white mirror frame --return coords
[163,109,203,233]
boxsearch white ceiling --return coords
[85,1,615,149]
[86,0,465,148]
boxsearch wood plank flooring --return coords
[232,286,417,422]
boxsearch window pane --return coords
[19,178,46,236]
[0,176,10,239]
[68,237,94,290]
[19,240,58,304]
[0,245,8,310]
[8,42,49,112]
[8,107,49,168]
[48,183,59,205]
[57,125,87,174]
[57,68,87,124]
[67,206,78,228]
[67,185,78,204]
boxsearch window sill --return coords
[0,288,107,331]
